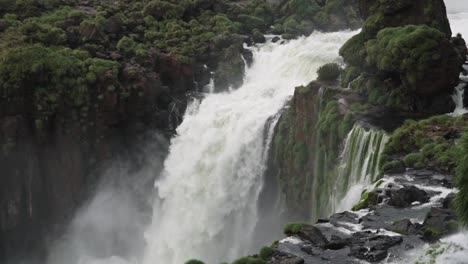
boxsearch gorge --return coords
[1,0,468,264]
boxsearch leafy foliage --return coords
[317,63,341,82]
[455,133,468,226]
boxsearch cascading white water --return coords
[142,31,357,264]
[329,124,389,214]
[448,11,468,116]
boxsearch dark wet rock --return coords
[442,193,455,209]
[349,232,403,262]
[293,225,328,247]
[387,186,429,207]
[387,219,418,235]
[330,211,360,226]
[421,207,457,241]
[242,49,254,68]
[271,255,304,264]
[272,36,281,43]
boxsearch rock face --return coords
[267,169,457,264]
[0,55,189,263]
[0,0,365,262]
[340,0,466,113]
[267,82,355,219]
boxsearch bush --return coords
[403,153,424,167]
[455,133,468,226]
[258,246,274,261]
[185,260,205,264]
[283,222,308,235]
[317,62,341,82]
[366,25,449,91]
[232,257,266,264]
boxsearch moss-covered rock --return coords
[367,25,460,97]
[352,190,379,211]
[340,0,464,113]
[381,115,468,173]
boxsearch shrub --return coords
[283,222,308,235]
[403,152,424,167]
[116,36,137,55]
[366,25,449,91]
[317,63,341,82]
[455,133,468,226]
[258,246,274,261]
[185,260,205,264]
[232,257,266,264]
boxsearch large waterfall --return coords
[142,31,356,264]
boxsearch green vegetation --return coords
[185,260,205,264]
[352,189,378,211]
[455,132,468,226]
[231,257,266,264]
[283,222,308,235]
[317,63,341,82]
[381,115,468,173]
[367,25,449,92]
[258,246,274,261]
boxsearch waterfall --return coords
[142,31,357,264]
[328,124,389,215]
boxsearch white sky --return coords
[445,0,468,13]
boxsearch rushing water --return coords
[142,32,357,264]
[330,124,389,214]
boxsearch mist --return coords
[46,132,169,264]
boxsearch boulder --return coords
[387,219,418,235]
[387,186,429,207]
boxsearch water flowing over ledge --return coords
[142,31,357,264]
[330,124,389,214]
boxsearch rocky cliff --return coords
[0,0,363,262]
[241,0,468,263]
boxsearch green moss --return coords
[341,66,360,87]
[238,14,266,32]
[403,152,424,167]
[283,222,308,235]
[455,132,468,226]
[350,103,370,112]
[367,25,448,92]
[143,0,185,20]
[423,226,444,241]
[352,190,378,211]
[258,246,274,261]
[185,260,205,264]
[284,0,320,19]
[339,32,366,66]
[231,257,266,264]
[381,115,467,174]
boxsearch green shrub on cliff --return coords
[231,257,266,264]
[366,25,448,92]
[258,246,274,261]
[0,44,119,128]
[185,260,205,264]
[455,133,468,226]
[283,0,321,19]
[283,222,308,234]
[381,116,468,173]
[317,63,341,82]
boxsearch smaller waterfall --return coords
[329,124,389,214]
[203,76,215,94]
[449,57,468,117]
